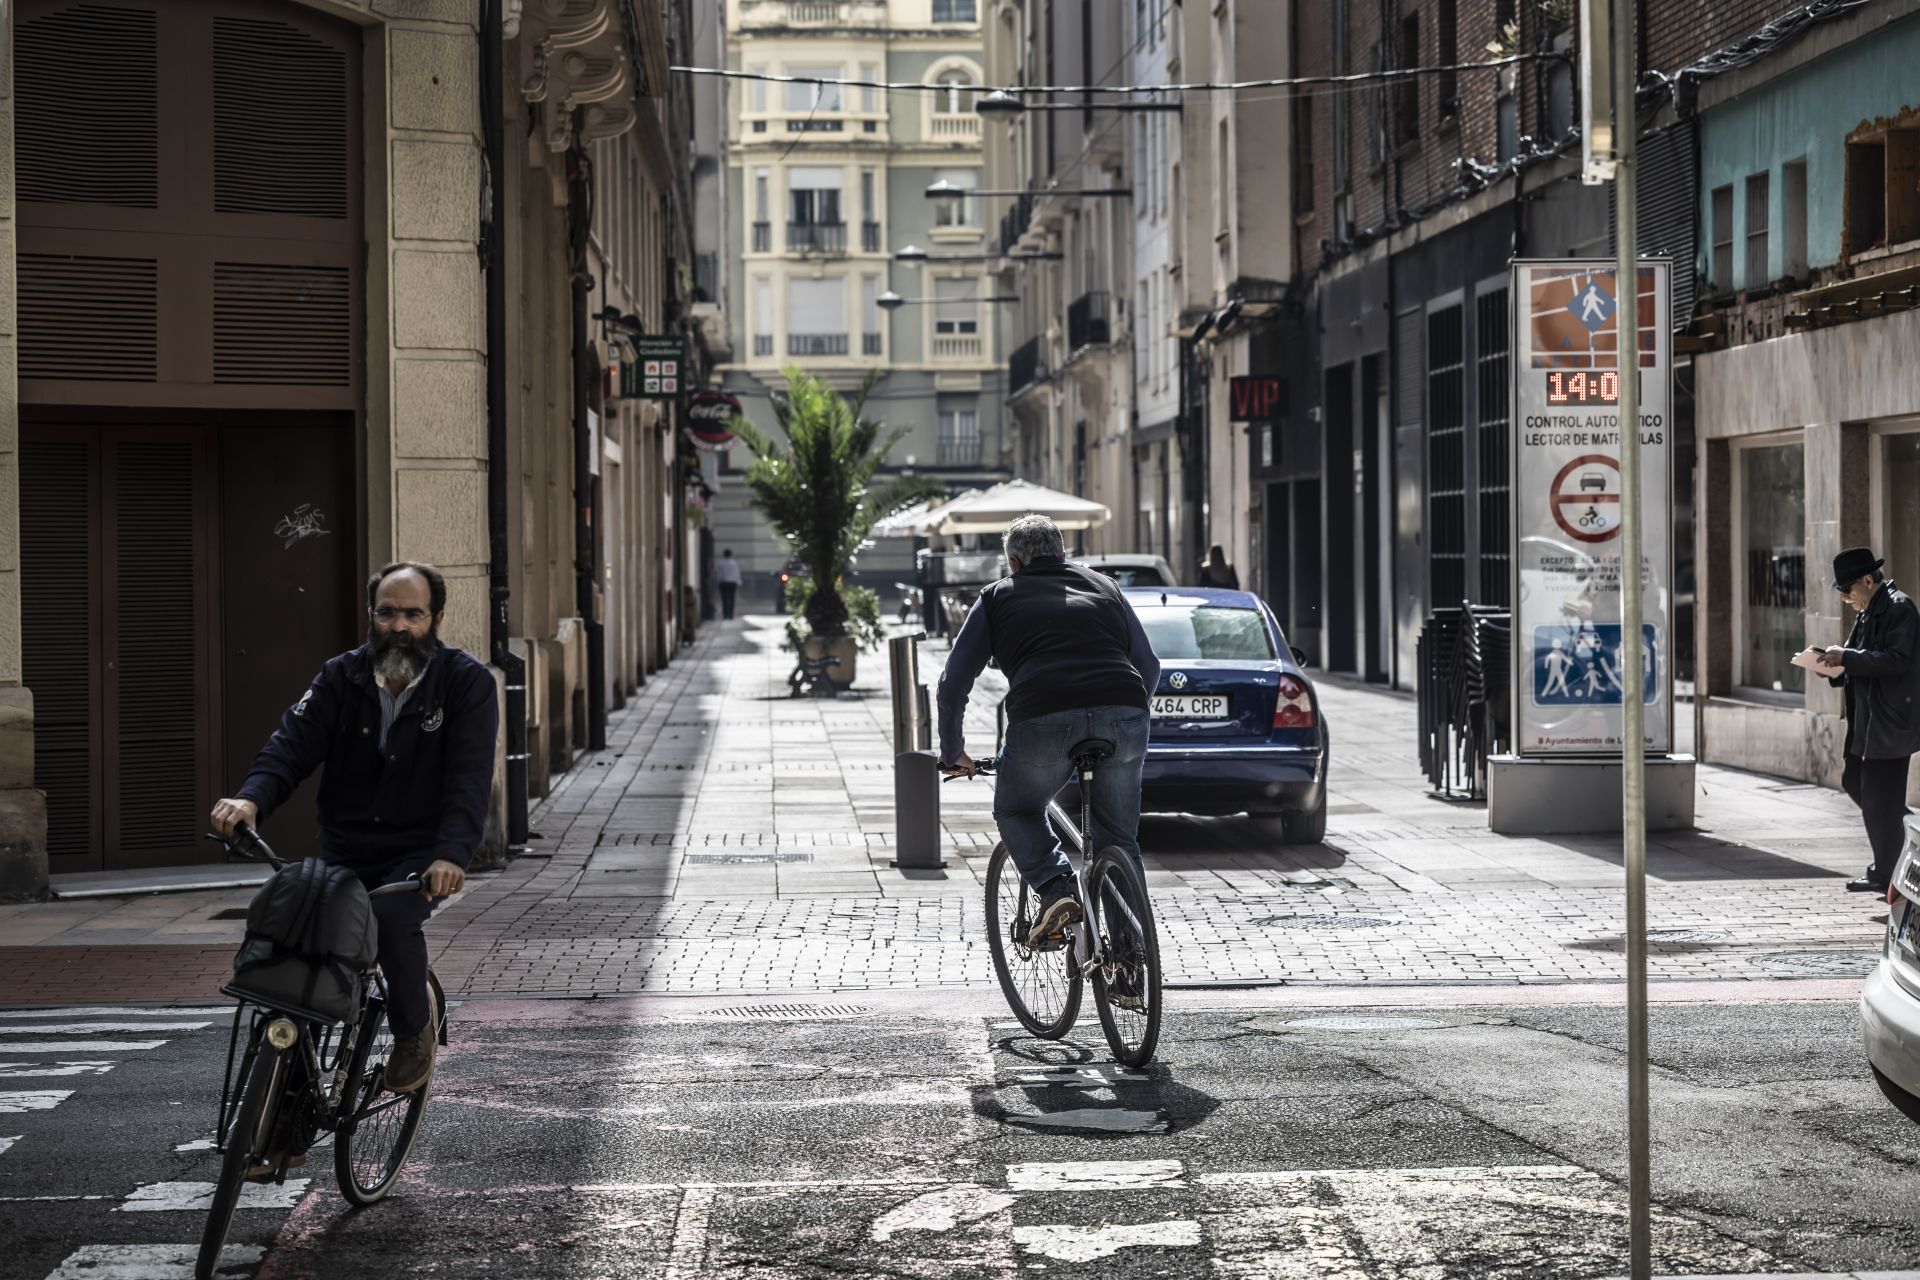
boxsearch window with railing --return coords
[788,167,845,252]
[862,221,882,252]
[932,0,977,22]
[938,397,981,465]
[1068,291,1111,351]
[788,222,847,252]
[787,276,846,357]
[790,333,849,355]
[931,278,980,359]
[933,168,980,228]
[929,68,981,139]
[863,332,883,355]
[752,222,771,252]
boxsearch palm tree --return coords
[732,369,946,641]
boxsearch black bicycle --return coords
[197,824,447,1280]
[955,742,1164,1068]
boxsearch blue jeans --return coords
[994,705,1150,894]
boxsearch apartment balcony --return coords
[789,333,849,356]
[938,436,982,467]
[928,113,981,143]
[998,192,1037,256]
[751,221,771,252]
[737,0,890,30]
[1068,290,1111,354]
[862,221,883,252]
[1009,335,1045,394]
[787,222,848,254]
[863,332,883,355]
[931,333,983,361]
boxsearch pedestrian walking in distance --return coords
[1818,547,1920,894]
[1199,545,1240,590]
[717,548,743,620]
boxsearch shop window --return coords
[1710,185,1733,292]
[1738,441,1805,696]
[1885,432,1920,596]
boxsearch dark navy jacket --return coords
[237,642,500,869]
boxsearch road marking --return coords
[1013,1220,1203,1262]
[174,1138,217,1153]
[0,1041,167,1053]
[1004,1107,1168,1134]
[663,1185,714,1280]
[1195,1163,1587,1187]
[0,1007,231,1020]
[0,1090,73,1113]
[1007,1160,1187,1192]
[0,1022,210,1036]
[0,1135,16,1156]
[45,1243,265,1279]
[116,1179,309,1212]
[0,1194,111,1202]
[870,1185,1015,1241]
[0,1061,117,1078]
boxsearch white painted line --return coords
[1013,1220,1203,1262]
[663,1185,714,1280]
[0,1090,73,1113]
[116,1179,309,1212]
[1006,1160,1186,1192]
[45,1243,266,1278]
[1195,1163,1586,1187]
[0,1135,16,1156]
[174,1138,217,1153]
[1,1041,166,1054]
[0,1022,210,1036]
[0,1007,230,1020]
[870,1185,1015,1241]
[0,1061,116,1079]
[0,1194,110,1202]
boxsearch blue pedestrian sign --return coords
[1566,277,1617,333]
[1532,624,1658,707]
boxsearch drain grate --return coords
[1285,1015,1448,1031]
[210,908,250,920]
[1254,914,1394,931]
[1752,950,1878,976]
[709,1003,872,1020]
[684,852,814,865]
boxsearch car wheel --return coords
[1282,795,1328,846]
[1874,1065,1920,1125]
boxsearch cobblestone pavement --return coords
[0,616,1888,1002]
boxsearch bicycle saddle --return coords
[1069,737,1116,768]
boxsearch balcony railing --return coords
[862,221,882,252]
[938,436,983,467]
[999,192,1036,256]
[1010,335,1045,393]
[932,0,977,20]
[863,332,883,355]
[785,118,844,133]
[932,334,983,360]
[751,221,771,252]
[789,333,849,356]
[787,222,848,253]
[754,335,774,357]
[929,113,981,141]
[1068,290,1112,352]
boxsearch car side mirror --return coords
[1290,646,1308,666]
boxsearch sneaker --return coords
[1026,886,1082,950]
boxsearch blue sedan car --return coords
[1121,587,1330,843]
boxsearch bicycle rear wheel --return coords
[198,1040,282,1280]
[333,972,436,1206]
[1088,848,1163,1068]
[986,842,1082,1038]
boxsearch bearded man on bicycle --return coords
[210,561,498,1096]
[937,515,1160,947]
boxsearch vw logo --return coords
[1169,671,1188,690]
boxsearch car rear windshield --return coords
[1133,605,1275,661]
[1090,565,1169,587]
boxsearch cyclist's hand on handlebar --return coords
[209,798,258,841]
[941,753,979,781]
[421,859,465,898]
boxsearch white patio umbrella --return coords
[867,497,940,538]
[932,478,1111,535]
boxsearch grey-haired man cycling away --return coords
[936,514,1161,948]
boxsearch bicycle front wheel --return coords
[986,842,1082,1038]
[198,1040,282,1280]
[1088,847,1163,1069]
[333,974,435,1206]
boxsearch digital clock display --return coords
[1545,370,1622,404]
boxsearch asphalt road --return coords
[3,990,1917,1279]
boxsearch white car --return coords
[1074,553,1180,588]
[1862,814,1920,1122]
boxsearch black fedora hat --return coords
[1832,546,1885,590]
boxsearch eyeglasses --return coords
[372,606,430,624]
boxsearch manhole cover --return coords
[209,908,250,920]
[1254,915,1394,931]
[708,1003,872,1020]
[1284,1016,1448,1031]
[1646,928,1727,943]
[684,852,814,865]
[1751,951,1879,976]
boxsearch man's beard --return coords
[370,623,437,686]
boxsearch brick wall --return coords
[1649,0,1807,76]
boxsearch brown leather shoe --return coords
[384,1023,436,1094]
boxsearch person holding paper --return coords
[1801,547,1920,894]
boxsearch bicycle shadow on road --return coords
[969,1033,1222,1137]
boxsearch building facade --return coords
[1,0,702,898]
[712,0,1009,603]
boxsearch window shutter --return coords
[21,440,99,861]
[18,253,159,382]
[213,263,353,386]
[212,15,351,219]
[16,3,159,209]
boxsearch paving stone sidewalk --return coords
[0,615,1889,1002]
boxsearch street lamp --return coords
[876,289,1020,311]
[926,179,1131,200]
[894,244,1064,263]
[975,89,1182,115]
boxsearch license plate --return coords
[1152,694,1229,720]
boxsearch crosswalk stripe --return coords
[0,1023,211,1036]
[0,1062,116,1078]
[0,1135,16,1156]
[0,1007,231,1020]
[1007,1160,1187,1191]
[0,1090,73,1113]
[1013,1220,1204,1262]
[117,1179,309,1212]
[1,1041,167,1054]
[45,1243,266,1279]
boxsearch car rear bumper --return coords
[1140,745,1325,816]
[1863,959,1920,1098]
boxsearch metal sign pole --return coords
[1610,0,1653,1272]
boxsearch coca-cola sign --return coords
[686,391,741,450]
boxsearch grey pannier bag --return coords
[227,859,379,1023]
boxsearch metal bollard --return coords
[888,632,927,755]
[887,632,944,869]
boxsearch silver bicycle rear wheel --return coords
[1088,847,1162,1068]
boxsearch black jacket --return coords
[1831,580,1920,760]
[237,642,500,868]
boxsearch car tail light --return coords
[780,573,790,583]
[1274,674,1314,730]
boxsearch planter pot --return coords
[804,634,860,686]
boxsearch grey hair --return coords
[1003,513,1066,566]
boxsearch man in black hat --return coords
[1812,547,1920,893]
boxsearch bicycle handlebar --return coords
[369,876,428,897]
[206,821,286,870]
[941,755,998,781]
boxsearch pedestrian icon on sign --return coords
[1567,278,1617,333]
